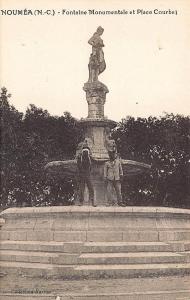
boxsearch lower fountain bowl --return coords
[45,159,151,177]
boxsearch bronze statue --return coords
[88,26,106,83]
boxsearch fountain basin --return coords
[45,159,151,177]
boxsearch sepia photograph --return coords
[0,0,190,299]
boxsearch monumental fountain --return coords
[45,25,150,206]
[0,27,190,299]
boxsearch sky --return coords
[0,0,190,121]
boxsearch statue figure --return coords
[75,141,85,159]
[105,132,117,158]
[88,26,106,83]
[83,137,93,150]
[75,138,93,159]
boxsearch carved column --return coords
[83,81,109,119]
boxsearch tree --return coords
[113,113,190,208]
[0,87,23,207]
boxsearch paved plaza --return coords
[0,275,190,300]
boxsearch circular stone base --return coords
[0,206,190,281]
[1,206,190,242]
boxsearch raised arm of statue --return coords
[88,35,96,47]
[88,32,104,48]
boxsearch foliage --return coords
[113,115,190,208]
[0,87,189,208]
[0,88,82,208]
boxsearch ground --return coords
[0,274,190,299]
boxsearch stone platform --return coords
[0,206,190,299]
[0,206,190,280]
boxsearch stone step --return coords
[0,240,188,253]
[1,290,190,300]
[0,250,187,265]
[79,252,186,265]
[83,241,186,252]
[73,263,190,279]
[0,240,82,253]
[184,251,190,262]
[0,261,72,277]
[0,261,55,277]
[171,240,190,251]
[0,250,79,265]
[1,261,190,279]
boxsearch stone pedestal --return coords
[80,119,116,160]
[80,81,118,205]
[83,81,109,119]
[82,162,107,206]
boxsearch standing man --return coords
[104,152,124,206]
[77,145,95,206]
